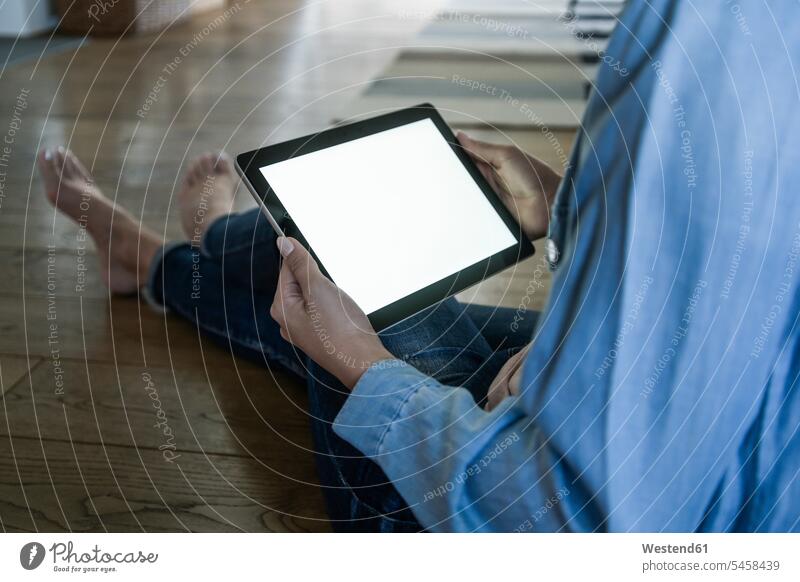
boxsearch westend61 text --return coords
[642,543,708,554]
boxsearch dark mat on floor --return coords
[0,34,87,67]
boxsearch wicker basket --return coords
[56,0,194,36]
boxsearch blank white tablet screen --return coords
[259,118,517,315]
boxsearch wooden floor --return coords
[0,0,572,532]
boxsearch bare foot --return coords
[37,147,164,295]
[177,152,236,243]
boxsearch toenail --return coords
[44,149,52,161]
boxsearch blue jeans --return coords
[147,208,538,532]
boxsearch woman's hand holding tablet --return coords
[236,104,536,332]
[270,236,392,390]
[456,132,563,242]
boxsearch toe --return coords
[37,149,60,201]
[187,157,203,184]
[61,147,77,175]
[214,151,233,175]
[194,155,208,182]
[53,147,68,186]
[37,148,53,174]
[201,153,215,176]
[63,148,93,182]
[55,146,67,172]
[183,160,198,187]
[184,169,196,188]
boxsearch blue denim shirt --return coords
[334,0,800,531]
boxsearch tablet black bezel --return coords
[236,103,534,331]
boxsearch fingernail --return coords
[277,236,294,257]
[44,149,52,161]
[57,146,65,155]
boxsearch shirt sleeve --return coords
[333,360,604,532]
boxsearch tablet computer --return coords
[236,103,534,331]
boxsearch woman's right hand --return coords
[457,132,562,241]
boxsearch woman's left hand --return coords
[269,237,393,389]
[485,343,531,411]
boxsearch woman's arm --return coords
[269,238,603,531]
[333,360,604,531]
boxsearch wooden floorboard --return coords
[0,436,328,532]
[1,357,316,465]
[0,294,245,367]
[1,355,39,397]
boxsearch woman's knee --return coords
[200,208,276,259]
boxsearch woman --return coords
[38,130,554,531]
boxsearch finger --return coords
[508,350,527,396]
[486,382,510,412]
[485,350,524,411]
[486,372,510,411]
[507,345,532,396]
[277,237,320,298]
[463,150,495,185]
[278,262,304,302]
[456,133,507,194]
[456,131,509,168]
[271,261,303,323]
[508,367,523,396]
